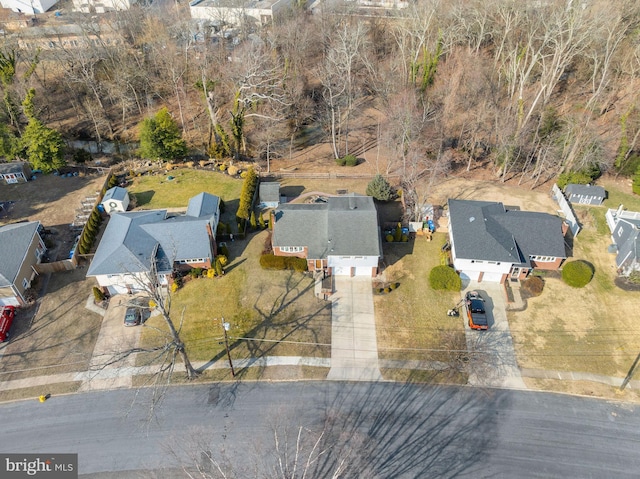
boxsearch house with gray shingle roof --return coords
[87,193,219,295]
[271,194,382,276]
[0,221,46,306]
[259,182,280,208]
[447,199,567,283]
[605,205,640,276]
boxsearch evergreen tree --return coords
[366,174,394,201]
[138,107,187,161]
[250,211,257,230]
[21,118,65,173]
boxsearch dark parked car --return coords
[124,307,142,327]
[465,291,488,330]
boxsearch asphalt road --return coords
[2,382,639,478]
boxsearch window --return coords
[531,255,554,262]
[22,278,29,289]
[280,246,303,253]
[617,228,623,238]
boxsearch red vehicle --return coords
[0,306,16,342]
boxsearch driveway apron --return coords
[463,281,526,389]
[327,276,382,381]
[78,295,143,391]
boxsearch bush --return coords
[557,165,601,189]
[73,148,92,164]
[207,268,216,279]
[633,163,640,195]
[562,260,594,288]
[344,154,358,166]
[171,282,179,293]
[217,255,228,266]
[628,271,640,284]
[521,276,544,297]
[394,223,402,242]
[401,234,408,242]
[384,287,391,293]
[92,286,105,302]
[188,267,204,278]
[335,157,346,166]
[259,254,308,272]
[220,244,230,257]
[217,222,227,236]
[429,265,462,291]
[385,234,394,242]
[237,166,258,221]
[228,164,239,176]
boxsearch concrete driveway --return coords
[78,294,148,391]
[327,276,382,381]
[462,281,526,389]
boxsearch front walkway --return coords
[327,276,383,381]
[462,281,526,389]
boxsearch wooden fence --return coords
[34,256,77,274]
[260,171,400,180]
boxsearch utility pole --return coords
[220,317,235,377]
[620,351,640,391]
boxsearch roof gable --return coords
[0,221,40,287]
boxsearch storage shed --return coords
[565,184,606,206]
[101,186,130,214]
[259,182,281,208]
[0,162,31,185]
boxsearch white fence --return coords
[551,184,581,236]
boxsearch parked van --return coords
[0,306,16,342]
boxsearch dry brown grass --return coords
[0,268,103,380]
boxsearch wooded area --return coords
[1,0,640,196]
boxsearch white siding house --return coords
[0,0,57,13]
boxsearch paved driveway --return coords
[78,294,147,391]
[462,281,526,389]
[327,276,382,381]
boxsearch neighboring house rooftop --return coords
[87,193,219,277]
[565,184,605,198]
[0,221,40,287]
[103,186,128,202]
[273,195,381,258]
[448,199,566,267]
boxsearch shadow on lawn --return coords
[199,271,330,374]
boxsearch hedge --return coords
[260,254,308,272]
[429,265,461,291]
[562,260,594,288]
[237,166,258,221]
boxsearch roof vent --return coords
[349,196,356,210]
[469,216,475,222]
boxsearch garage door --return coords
[481,272,504,282]
[333,266,351,276]
[354,267,373,277]
[0,296,20,307]
[459,271,480,281]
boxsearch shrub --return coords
[228,164,239,176]
[73,148,92,164]
[220,244,230,257]
[188,267,204,278]
[385,234,394,242]
[521,276,544,297]
[217,255,228,266]
[250,211,257,230]
[401,234,408,242]
[366,174,394,201]
[207,269,216,279]
[171,282,179,293]
[259,254,308,272]
[107,174,119,189]
[335,157,346,166]
[389,282,399,290]
[344,154,358,166]
[92,286,105,302]
[258,213,266,229]
[394,223,402,242]
[562,260,594,287]
[217,222,227,236]
[384,287,391,293]
[237,166,258,221]
[633,163,640,195]
[215,257,224,276]
[429,265,462,291]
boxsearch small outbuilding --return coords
[101,186,130,214]
[259,182,281,208]
[0,162,32,185]
[565,184,606,206]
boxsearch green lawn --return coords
[509,178,640,378]
[375,234,465,366]
[127,168,243,209]
[138,230,332,369]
